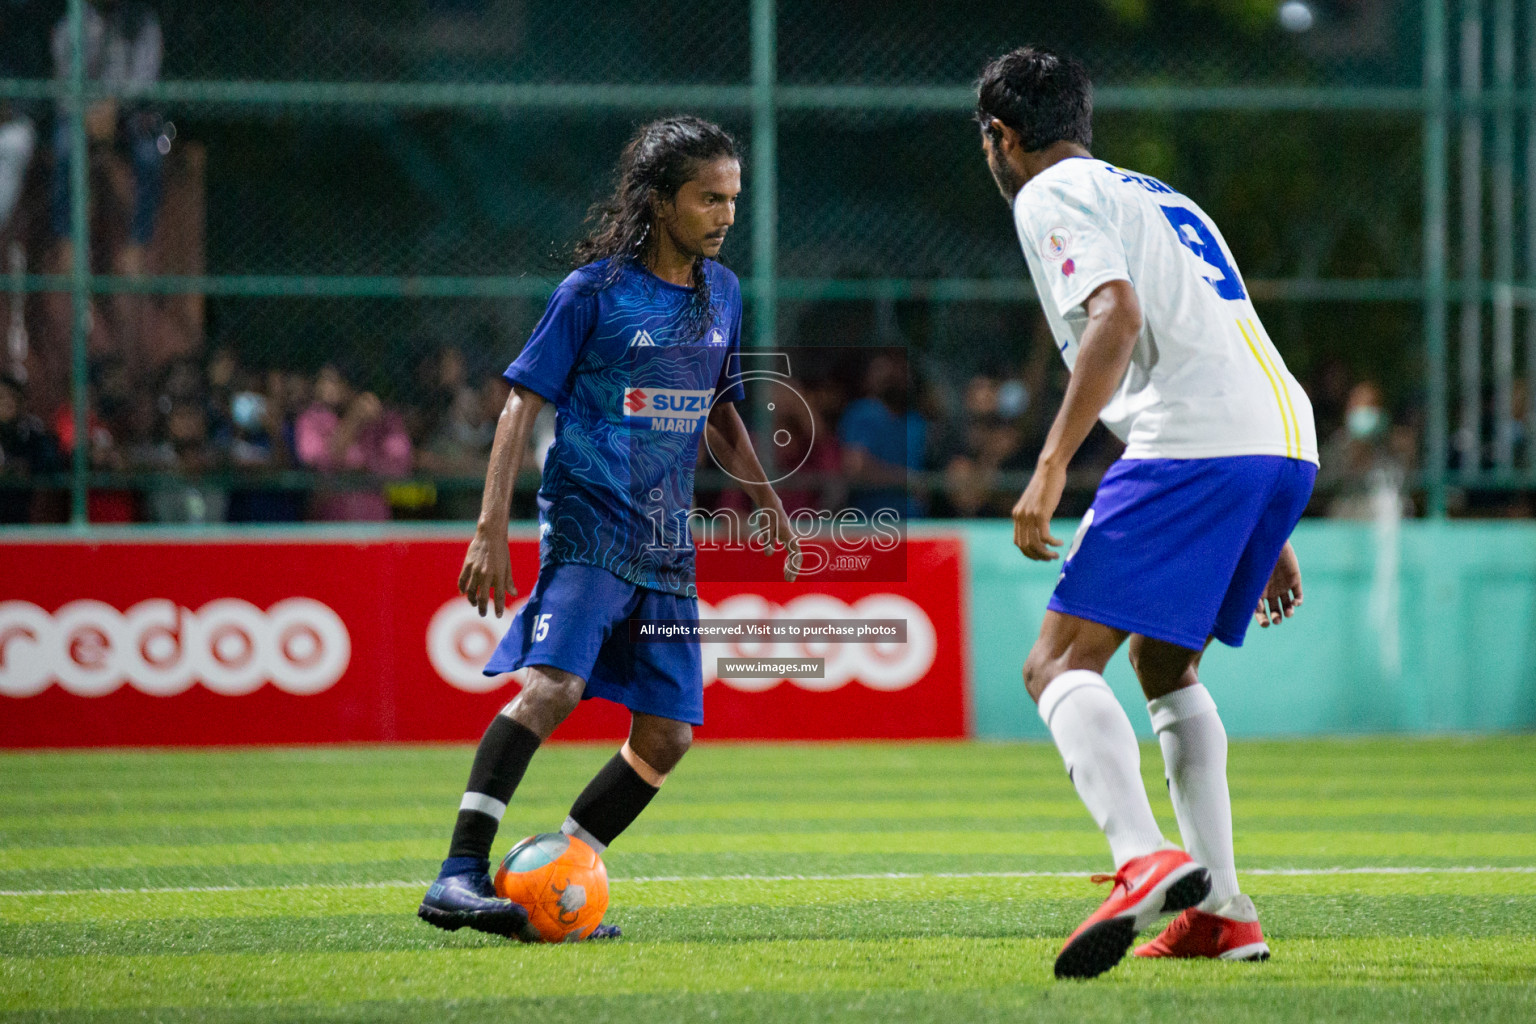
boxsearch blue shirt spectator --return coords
[838,354,926,518]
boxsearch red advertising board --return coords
[0,534,969,746]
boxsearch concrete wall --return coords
[961,520,1536,739]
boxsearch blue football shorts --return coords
[483,562,704,725]
[1049,455,1317,651]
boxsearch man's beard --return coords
[660,217,707,261]
[989,153,1025,203]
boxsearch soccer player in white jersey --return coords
[974,47,1319,979]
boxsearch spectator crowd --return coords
[1,322,1450,524]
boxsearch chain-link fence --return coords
[0,0,1518,524]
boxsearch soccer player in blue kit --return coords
[418,116,799,940]
[974,49,1318,978]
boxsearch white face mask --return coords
[1347,405,1384,440]
[996,379,1028,420]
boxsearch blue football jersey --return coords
[504,258,746,596]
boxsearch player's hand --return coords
[781,531,802,582]
[459,529,516,617]
[1254,541,1303,628]
[1013,461,1067,561]
[755,504,802,582]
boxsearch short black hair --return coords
[975,47,1093,152]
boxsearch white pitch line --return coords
[1,865,1534,898]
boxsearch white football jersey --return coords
[1013,157,1318,464]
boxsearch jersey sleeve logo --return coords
[706,327,727,346]
[1040,228,1071,262]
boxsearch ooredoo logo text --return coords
[0,599,351,698]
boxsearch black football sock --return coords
[562,749,662,852]
[446,714,542,863]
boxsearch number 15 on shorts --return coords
[534,613,552,642]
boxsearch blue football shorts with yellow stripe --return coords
[1049,455,1317,652]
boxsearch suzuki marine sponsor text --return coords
[620,387,716,433]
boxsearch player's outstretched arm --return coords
[704,401,801,581]
[1254,540,1303,628]
[1013,280,1143,561]
[460,385,547,616]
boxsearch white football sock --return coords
[1038,670,1166,868]
[1148,683,1239,911]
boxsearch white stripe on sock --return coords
[561,815,608,854]
[459,792,508,820]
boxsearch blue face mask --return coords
[1347,405,1384,441]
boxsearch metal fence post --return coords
[1526,0,1536,477]
[1426,0,1450,517]
[67,0,90,525]
[1491,0,1515,471]
[751,0,776,357]
[1457,0,1483,488]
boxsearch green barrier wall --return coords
[961,520,1536,739]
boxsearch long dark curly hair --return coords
[573,116,739,341]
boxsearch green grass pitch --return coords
[3,736,1534,1022]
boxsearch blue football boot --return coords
[587,923,622,940]
[417,857,537,940]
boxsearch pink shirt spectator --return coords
[295,403,412,521]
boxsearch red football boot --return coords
[1133,894,1271,961]
[1054,848,1211,980]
